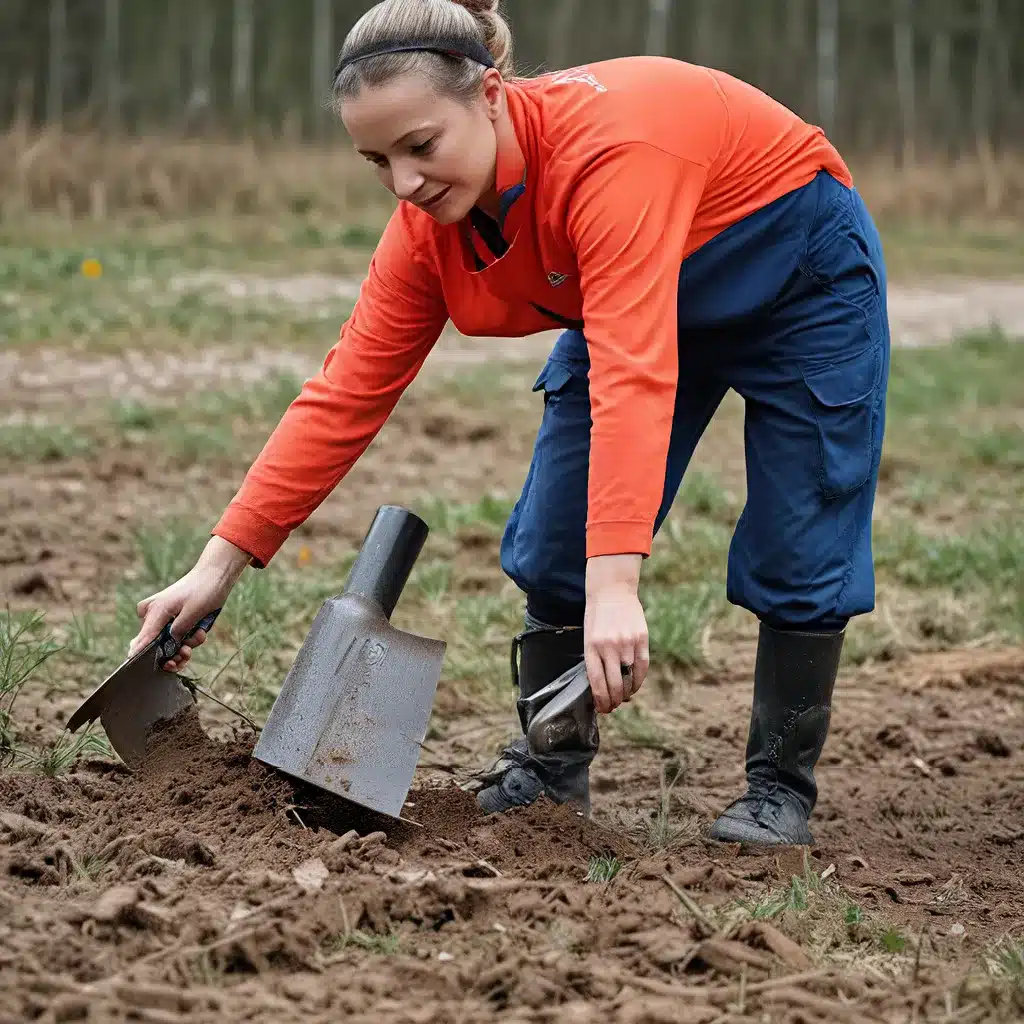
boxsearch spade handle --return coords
[341,506,429,620]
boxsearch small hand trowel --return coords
[67,611,220,770]
[520,660,598,755]
[253,505,446,821]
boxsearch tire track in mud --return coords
[2,276,1022,414]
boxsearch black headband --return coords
[333,38,495,82]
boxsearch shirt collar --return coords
[493,83,529,229]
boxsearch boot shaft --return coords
[746,623,844,814]
[512,625,584,702]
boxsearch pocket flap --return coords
[532,360,575,395]
[803,347,878,408]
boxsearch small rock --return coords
[950,923,966,937]
[437,952,455,962]
[11,570,53,596]
[896,872,936,886]
[92,884,140,924]
[155,831,216,867]
[230,902,256,922]
[977,732,1011,758]
[292,858,329,893]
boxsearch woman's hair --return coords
[332,0,515,104]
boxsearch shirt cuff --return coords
[212,505,291,569]
[585,519,654,559]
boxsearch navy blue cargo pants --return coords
[500,170,890,632]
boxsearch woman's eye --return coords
[412,138,437,155]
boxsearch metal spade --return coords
[253,505,446,820]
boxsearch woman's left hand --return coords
[584,554,650,715]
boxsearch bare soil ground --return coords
[2,272,1023,1021]
[3,643,1023,1023]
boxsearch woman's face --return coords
[341,69,504,225]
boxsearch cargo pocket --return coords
[802,343,881,500]
[532,357,588,406]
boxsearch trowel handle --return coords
[156,609,221,667]
[342,506,429,620]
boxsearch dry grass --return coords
[0,126,393,223]
[3,126,1024,227]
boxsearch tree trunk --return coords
[312,0,334,138]
[47,0,66,125]
[103,0,120,132]
[547,0,582,70]
[893,0,916,166]
[187,0,216,133]
[927,15,951,156]
[233,0,254,127]
[972,0,997,157]
[815,0,838,138]
[646,0,672,57]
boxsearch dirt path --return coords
[1,276,1021,413]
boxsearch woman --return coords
[129,0,890,847]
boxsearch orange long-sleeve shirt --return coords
[213,56,851,568]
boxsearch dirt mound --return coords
[3,676,1024,1021]
[0,714,660,1022]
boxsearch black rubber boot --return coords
[470,626,598,817]
[708,622,844,846]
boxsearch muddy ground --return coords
[2,275,1023,1022]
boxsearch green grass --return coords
[2,322,1023,761]
[986,937,1024,993]
[878,220,1024,279]
[643,583,720,669]
[0,611,62,767]
[0,424,93,461]
[1,374,304,470]
[609,704,673,750]
[420,493,517,537]
[19,730,112,777]
[585,854,622,884]
[0,237,358,351]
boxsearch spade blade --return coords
[253,593,445,820]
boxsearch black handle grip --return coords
[156,609,220,667]
[342,506,429,620]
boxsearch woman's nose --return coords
[391,162,426,201]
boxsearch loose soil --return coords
[2,644,1023,1022]
[3,278,1024,1021]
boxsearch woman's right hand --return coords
[128,536,252,672]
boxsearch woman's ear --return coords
[481,68,505,121]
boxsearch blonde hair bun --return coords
[334,0,516,101]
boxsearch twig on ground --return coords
[662,873,717,933]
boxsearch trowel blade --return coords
[524,660,594,755]
[67,645,196,770]
[253,594,446,820]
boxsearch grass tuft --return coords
[643,583,718,669]
[0,610,62,766]
[585,854,622,884]
[20,729,113,777]
[0,424,92,462]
